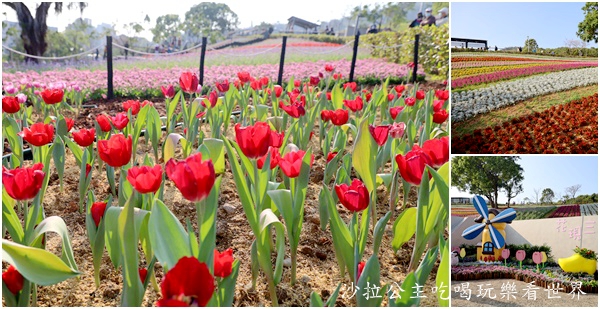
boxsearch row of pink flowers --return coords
[451,60,569,69]
[451,61,597,88]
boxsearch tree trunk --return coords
[8,3,51,63]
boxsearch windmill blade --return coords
[462,223,486,240]
[490,208,516,223]
[471,195,489,219]
[488,225,506,249]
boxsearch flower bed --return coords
[548,205,582,218]
[580,203,598,216]
[451,67,598,123]
[451,60,570,69]
[451,62,563,78]
[452,93,598,154]
[452,56,564,62]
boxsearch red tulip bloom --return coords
[166,153,215,202]
[389,122,406,139]
[395,145,433,186]
[237,71,251,84]
[2,96,20,114]
[364,91,372,102]
[394,85,405,96]
[324,64,335,72]
[122,100,141,115]
[343,82,357,92]
[416,90,425,100]
[97,134,132,167]
[357,261,366,279]
[257,147,281,169]
[422,137,449,168]
[389,106,404,120]
[85,163,92,178]
[331,109,349,126]
[214,248,234,278]
[40,88,64,104]
[111,113,129,131]
[271,85,283,98]
[202,91,218,108]
[435,89,449,101]
[234,122,272,159]
[18,123,54,147]
[96,114,112,132]
[250,80,261,91]
[279,101,305,118]
[156,256,214,307]
[326,152,338,163]
[127,164,163,194]
[326,92,332,100]
[294,80,301,88]
[179,71,199,94]
[369,125,390,146]
[432,110,449,124]
[270,131,284,148]
[405,97,416,107]
[216,79,229,93]
[139,268,148,283]
[279,150,314,178]
[72,128,96,147]
[335,179,370,212]
[196,111,206,119]
[2,163,45,201]
[161,85,175,98]
[64,117,75,132]
[321,110,333,122]
[309,76,320,86]
[259,76,269,88]
[2,265,24,295]
[91,201,108,227]
[344,96,363,112]
[433,100,444,113]
[387,93,395,102]
[333,73,342,80]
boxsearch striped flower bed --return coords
[451,60,569,69]
[451,62,562,78]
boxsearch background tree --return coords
[2,2,87,62]
[565,184,582,199]
[183,2,239,44]
[63,17,96,53]
[382,2,415,30]
[540,188,555,204]
[451,156,523,209]
[532,187,541,204]
[577,2,598,43]
[503,176,523,206]
[46,29,72,57]
[523,197,531,205]
[524,38,538,52]
[351,3,383,29]
[151,14,183,45]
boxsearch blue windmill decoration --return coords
[461,195,516,249]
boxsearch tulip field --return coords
[450,52,598,154]
[2,68,450,307]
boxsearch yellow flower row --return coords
[451,62,558,78]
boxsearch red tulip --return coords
[272,85,283,97]
[213,248,234,278]
[202,91,218,108]
[122,100,141,115]
[343,82,357,92]
[389,106,404,120]
[18,123,54,147]
[237,71,251,84]
[331,109,349,126]
[2,96,20,114]
[216,79,229,93]
[166,153,215,202]
[326,152,338,163]
[91,201,108,227]
[422,137,449,168]
[432,110,449,124]
[364,90,372,102]
[259,76,269,88]
[335,179,370,212]
[111,113,129,131]
[279,101,305,118]
[72,128,96,147]
[161,85,175,98]
[139,268,148,283]
[96,114,112,132]
[2,163,45,201]
[387,93,395,102]
[156,256,214,307]
[433,100,444,113]
[324,64,335,72]
[369,125,390,146]
[270,131,284,148]
[333,73,342,80]
[250,80,261,91]
[196,111,206,119]
[394,85,405,96]
[143,100,154,108]
[344,96,363,112]
[97,134,132,167]
[357,261,366,279]
[404,97,416,107]
[40,88,63,104]
[321,110,333,122]
[179,71,199,94]
[2,265,24,295]
[395,145,433,186]
[85,163,92,178]
[309,76,320,86]
[416,90,425,100]
[234,122,272,159]
[435,89,449,101]
[257,147,281,169]
[294,80,301,88]
[279,150,314,178]
[64,117,75,132]
[127,165,163,194]
[389,122,406,139]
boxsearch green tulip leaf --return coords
[148,200,192,270]
[392,207,417,252]
[352,119,377,192]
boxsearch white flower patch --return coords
[451,67,598,122]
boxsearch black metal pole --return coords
[199,37,207,85]
[277,36,287,86]
[349,33,360,83]
[107,36,114,100]
[412,34,420,83]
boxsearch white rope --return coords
[2,44,103,60]
[285,40,355,55]
[206,44,282,57]
[112,41,205,56]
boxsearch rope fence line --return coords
[2,44,103,60]
[112,41,205,56]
